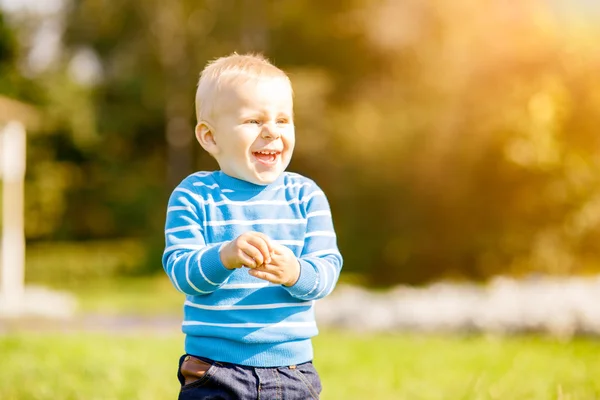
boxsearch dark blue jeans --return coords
[177,354,322,400]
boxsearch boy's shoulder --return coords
[176,171,220,191]
[281,171,314,185]
[277,172,331,206]
[279,172,322,193]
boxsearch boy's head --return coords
[195,53,295,185]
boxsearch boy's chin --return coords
[239,167,285,185]
[247,172,281,186]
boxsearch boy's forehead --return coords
[215,77,293,112]
[225,75,291,95]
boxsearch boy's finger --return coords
[252,232,274,252]
[248,268,277,283]
[239,252,258,268]
[247,234,272,264]
[241,246,263,267]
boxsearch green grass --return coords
[64,275,184,316]
[15,254,600,399]
[26,240,148,285]
[1,332,599,400]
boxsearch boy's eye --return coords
[276,119,289,124]
[246,119,261,125]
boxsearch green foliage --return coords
[1,332,599,399]
[0,11,15,64]
[0,10,35,101]
[323,0,600,284]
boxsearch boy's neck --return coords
[215,170,285,192]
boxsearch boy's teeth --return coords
[254,151,278,164]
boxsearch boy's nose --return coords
[260,123,281,140]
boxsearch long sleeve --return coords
[284,183,343,300]
[162,184,234,295]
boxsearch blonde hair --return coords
[195,53,292,123]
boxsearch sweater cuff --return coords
[199,244,234,284]
[284,259,318,298]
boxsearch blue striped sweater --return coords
[162,170,343,367]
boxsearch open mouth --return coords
[252,150,281,166]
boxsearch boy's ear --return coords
[195,121,219,156]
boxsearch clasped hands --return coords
[219,232,300,287]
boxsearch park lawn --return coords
[65,275,184,316]
[1,332,599,400]
[41,272,367,317]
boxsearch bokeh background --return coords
[2,0,600,399]
[3,0,600,285]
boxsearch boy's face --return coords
[203,78,295,185]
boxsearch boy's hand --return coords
[220,232,273,270]
[247,243,300,287]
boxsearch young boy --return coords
[162,53,343,399]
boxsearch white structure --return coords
[0,121,27,315]
[0,98,76,318]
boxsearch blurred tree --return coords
[0,11,16,74]
[0,10,37,102]
[327,0,600,284]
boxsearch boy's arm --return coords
[162,184,234,295]
[283,184,343,301]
